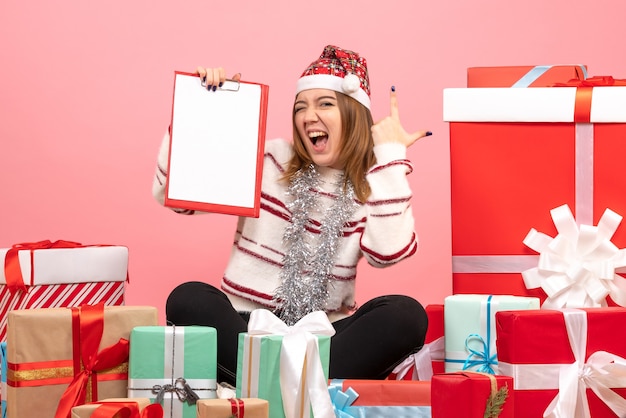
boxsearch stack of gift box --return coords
[4,63,626,418]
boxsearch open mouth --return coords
[309,131,328,150]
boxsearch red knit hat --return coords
[296,45,371,110]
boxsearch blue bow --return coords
[328,381,359,418]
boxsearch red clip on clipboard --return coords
[165,71,269,217]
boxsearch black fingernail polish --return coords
[391,85,396,92]
[426,131,433,136]
[212,85,217,92]
[219,82,223,87]
[202,75,206,83]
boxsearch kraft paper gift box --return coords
[196,398,269,418]
[70,398,161,418]
[431,371,514,418]
[5,303,158,418]
[467,64,587,87]
[0,240,128,342]
[444,77,626,306]
[236,309,334,418]
[388,304,444,380]
[329,379,431,417]
[127,326,217,418]
[444,294,539,373]
[496,307,626,417]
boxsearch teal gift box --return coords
[236,310,333,418]
[1,341,6,418]
[444,294,539,374]
[128,325,217,418]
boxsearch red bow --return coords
[552,76,626,123]
[3,240,83,293]
[54,303,130,418]
[90,401,164,418]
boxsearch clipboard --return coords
[165,71,269,217]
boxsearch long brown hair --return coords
[284,92,376,202]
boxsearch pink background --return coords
[2,1,624,324]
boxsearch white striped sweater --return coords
[152,132,418,316]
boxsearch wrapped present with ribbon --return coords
[196,398,269,418]
[70,398,163,418]
[388,304,444,380]
[0,240,128,342]
[467,64,587,87]
[5,303,158,418]
[329,379,431,417]
[444,294,539,374]
[236,309,334,418]
[444,74,626,303]
[431,371,514,418]
[127,325,217,418]
[496,307,626,417]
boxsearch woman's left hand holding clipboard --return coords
[196,66,241,92]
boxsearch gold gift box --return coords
[6,305,158,418]
[196,398,269,418]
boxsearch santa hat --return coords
[296,45,371,110]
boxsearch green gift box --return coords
[236,310,333,418]
[444,294,539,374]
[128,325,217,418]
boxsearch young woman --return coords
[153,45,431,386]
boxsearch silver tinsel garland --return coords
[273,164,358,325]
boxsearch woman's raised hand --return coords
[195,67,241,91]
[371,87,431,148]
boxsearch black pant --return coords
[166,281,428,386]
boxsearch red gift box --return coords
[467,65,587,87]
[0,241,127,342]
[388,304,444,380]
[431,371,514,418]
[444,77,626,305]
[329,379,431,416]
[496,307,626,417]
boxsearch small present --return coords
[70,398,162,418]
[329,379,431,417]
[467,64,587,87]
[236,309,334,418]
[128,325,217,418]
[196,398,269,418]
[0,240,128,342]
[431,371,514,418]
[444,294,539,373]
[388,304,444,380]
[5,303,158,418]
[445,76,626,302]
[496,307,626,417]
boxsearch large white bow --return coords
[522,204,626,308]
[390,337,444,381]
[248,309,336,418]
[543,309,626,418]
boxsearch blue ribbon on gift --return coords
[461,295,497,374]
[329,380,359,418]
[512,64,588,88]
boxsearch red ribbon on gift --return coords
[90,401,164,418]
[4,240,83,293]
[553,76,626,123]
[3,239,129,294]
[230,398,246,418]
[54,302,131,418]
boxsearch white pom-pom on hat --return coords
[342,73,361,94]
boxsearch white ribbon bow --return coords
[390,336,444,381]
[543,309,626,418]
[248,309,336,418]
[522,204,626,308]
